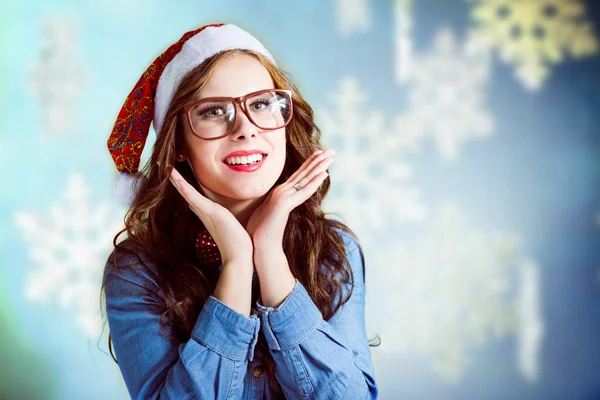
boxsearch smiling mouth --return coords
[223,153,266,166]
[223,154,267,172]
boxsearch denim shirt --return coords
[103,231,378,399]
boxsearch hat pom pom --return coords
[113,172,142,205]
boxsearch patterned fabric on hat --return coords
[106,23,224,175]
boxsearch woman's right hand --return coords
[169,167,253,265]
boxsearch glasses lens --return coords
[189,100,235,138]
[246,90,292,129]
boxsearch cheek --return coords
[273,132,287,168]
[186,144,219,176]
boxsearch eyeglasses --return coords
[182,89,293,140]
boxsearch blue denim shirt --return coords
[104,231,378,399]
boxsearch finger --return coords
[289,149,334,184]
[294,156,334,190]
[287,150,324,183]
[291,171,329,200]
[169,168,213,212]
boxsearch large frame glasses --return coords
[182,89,294,140]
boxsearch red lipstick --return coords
[222,150,267,173]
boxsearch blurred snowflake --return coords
[401,28,494,160]
[334,0,371,35]
[316,76,427,240]
[393,0,413,83]
[372,202,542,381]
[15,174,124,336]
[517,258,544,382]
[467,0,599,90]
[29,14,86,135]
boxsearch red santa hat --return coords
[107,23,277,204]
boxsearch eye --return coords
[249,100,270,111]
[198,107,226,117]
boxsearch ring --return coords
[294,183,303,191]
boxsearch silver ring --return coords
[293,183,303,191]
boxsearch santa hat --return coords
[107,23,277,204]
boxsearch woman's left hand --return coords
[246,148,335,250]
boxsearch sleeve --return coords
[104,254,260,400]
[255,233,378,400]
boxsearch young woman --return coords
[102,23,379,399]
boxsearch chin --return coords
[235,186,272,201]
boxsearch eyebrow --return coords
[195,87,278,100]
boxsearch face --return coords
[179,53,287,204]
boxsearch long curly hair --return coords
[101,49,379,391]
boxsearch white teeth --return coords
[225,154,264,165]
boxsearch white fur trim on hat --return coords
[153,24,277,135]
[113,172,143,206]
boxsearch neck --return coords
[199,184,266,228]
[222,196,264,227]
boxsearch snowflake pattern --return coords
[467,0,599,90]
[394,0,413,83]
[334,0,371,35]
[517,258,544,382]
[371,202,542,380]
[316,76,427,239]
[401,28,494,160]
[29,14,86,135]
[15,174,124,336]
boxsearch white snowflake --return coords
[371,202,543,381]
[316,76,427,239]
[334,0,371,36]
[467,0,599,90]
[29,14,86,135]
[400,28,494,161]
[393,0,413,83]
[15,174,125,336]
[517,258,544,382]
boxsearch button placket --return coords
[259,310,282,350]
[247,318,261,361]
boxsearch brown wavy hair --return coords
[101,49,380,391]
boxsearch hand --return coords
[246,149,335,250]
[169,167,253,264]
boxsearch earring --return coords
[176,154,186,162]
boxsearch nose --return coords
[229,102,258,140]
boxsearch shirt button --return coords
[253,366,264,378]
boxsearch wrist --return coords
[252,242,284,257]
[221,247,254,267]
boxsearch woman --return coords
[102,23,379,399]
